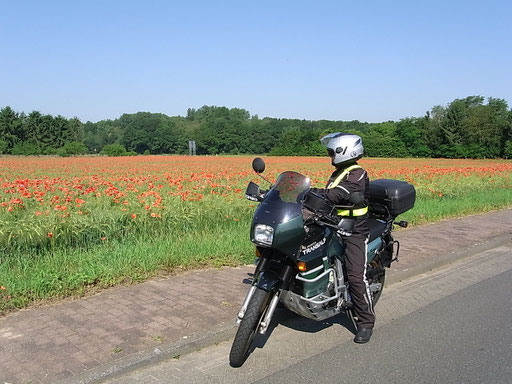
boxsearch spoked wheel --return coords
[229,287,271,367]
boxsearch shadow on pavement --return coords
[250,306,356,355]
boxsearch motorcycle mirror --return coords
[349,192,364,205]
[245,181,262,202]
[252,157,265,174]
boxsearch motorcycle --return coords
[229,158,416,367]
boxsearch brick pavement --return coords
[0,208,510,384]
[100,245,512,383]
[389,208,512,283]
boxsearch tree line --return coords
[1,95,511,158]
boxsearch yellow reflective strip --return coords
[345,164,362,172]
[327,165,362,189]
[337,206,368,216]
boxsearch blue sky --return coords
[1,0,510,122]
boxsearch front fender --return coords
[257,270,280,292]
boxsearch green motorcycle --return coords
[229,158,415,367]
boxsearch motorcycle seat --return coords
[368,217,387,242]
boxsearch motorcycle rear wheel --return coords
[229,287,271,367]
[348,268,386,332]
[371,268,386,305]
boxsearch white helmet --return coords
[320,132,364,167]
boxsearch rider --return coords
[310,132,374,343]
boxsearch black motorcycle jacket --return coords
[310,161,370,236]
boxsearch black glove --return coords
[307,188,325,197]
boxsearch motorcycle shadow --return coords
[250,305,356,353]
[241,273,356,354]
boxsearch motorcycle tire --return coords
[229,287,271,367]
[348,268,386,332]
[371,268,386,305]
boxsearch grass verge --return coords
[1,194,511,314]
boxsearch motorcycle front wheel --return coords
[229,287,271,367]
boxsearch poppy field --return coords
[1,155,511,311]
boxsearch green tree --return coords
[37,114,58,151]
[240,117,282,154]
[24,111,44,148]
[423,105,445,156]
[100,144,128,156]
[11,142,42,156]
[504,141,512,158]
[67,117,84,143]
[363,122,409,157]
[51,115,71,148]
[58,142,88,156]
[0,106,21,152]
[486,98,510,157]
[193,106,251,154]
[396,117,431,157]
[0,139,8,154]
[1,98,511,159]
[120,112,182,154]
[269,127,324,156]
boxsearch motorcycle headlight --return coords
[253,224,274,246]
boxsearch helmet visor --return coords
[320,132,345,147]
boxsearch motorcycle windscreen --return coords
[269,171,311,204]
[252,171,310,255]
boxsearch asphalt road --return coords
[257,266,512,384]
[101,245,512,384]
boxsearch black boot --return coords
[354,328,373,344]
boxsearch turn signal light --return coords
[255,248,262,257]
[297,261,307,272]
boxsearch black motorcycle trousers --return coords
[344,234,375,329]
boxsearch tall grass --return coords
[0,194,253,253]
[0,156,511,313]
[0,227,254,311]
[2,191,510,313]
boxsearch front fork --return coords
[236,257,293,335]
[236,285,257,325]
[258,294,280,335]
[236,256,268,324]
